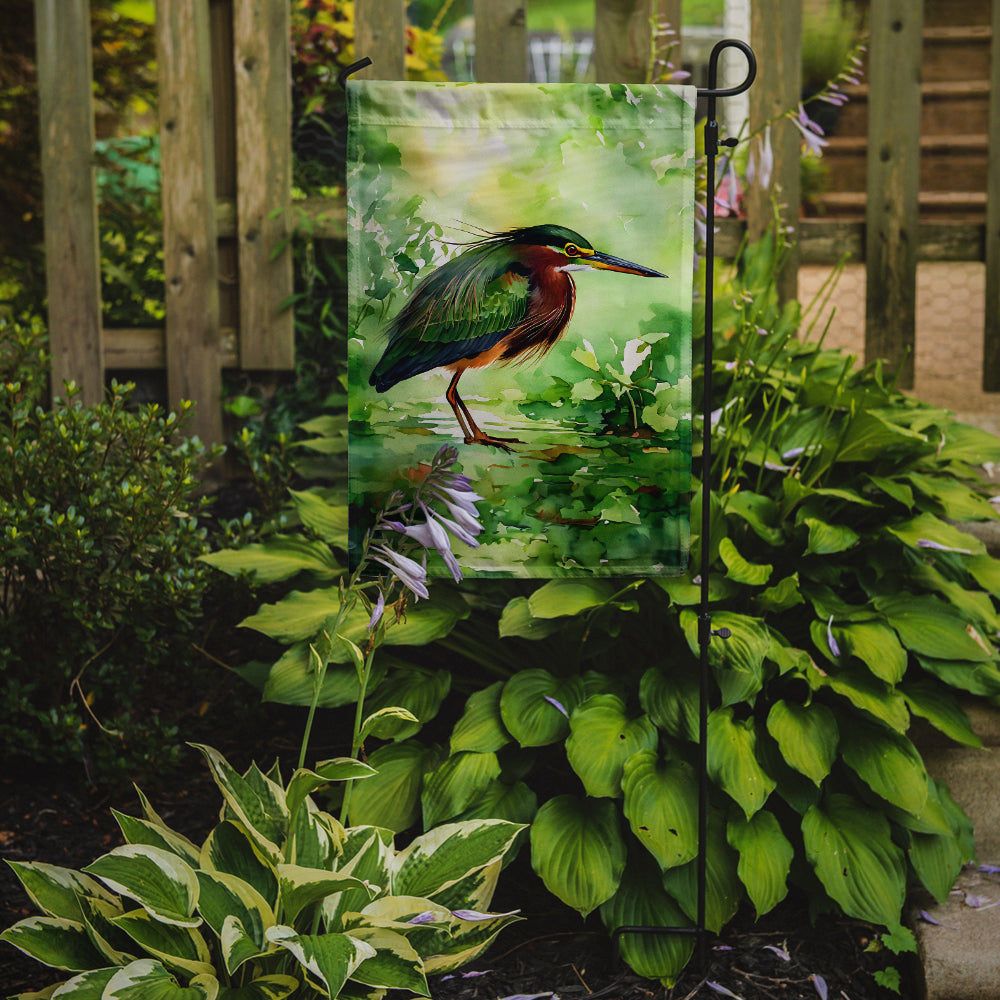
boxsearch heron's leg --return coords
[446,371,522,451]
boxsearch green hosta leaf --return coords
[621,751,698,870]
[200,822,278,910]
[195,871,274,974]
[909,827,965,905]
[265,926,375,998]
[681,610,770,706]
[875,594,995,662]
[190,746,287,863]
[756,573,804,614]
[599,853,694,987]
[566,695,658,798]
[241,588,342,643]
[276,865,374,925]
[111,908,214,978]
[346,926,428,994]
[4,862,118,923]
[765,700,838,786]
[886,511,985,556]
[916,655,1000,697]
[0,916,107,971]
[453,779,538,827]
[527,579,618,618]
[835,621,907,684]
[347,740,442,832]
[639,664,699,742]
[802,793,906,926]
[83,846,200,928]
[363,667,451,740]
[421,751,502,828]
[901,680,982,748]
[112,812,201,868]
[393,820,524,900]
[200,535,341,584]
[707,708,776,818]
[498,596,563,640]
[530,795,626,917]
[834,410,927,463]
[285,759,376,822]
[839,718,929,817]
[906,472,998,521]
[718,537,772,586]
[966,553,1000,597]
[450,682,511,754]
[499,670,584,747]
[808,661,910,732]
[360,706,421,742]
[103,959,218,1000]
[803,517,859,556]
[727,811,793,917]
[660,812,741,933]
[724,490,784,545]
[288,489,349,546]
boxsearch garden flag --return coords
[347,80,695,578]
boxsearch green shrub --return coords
[1,743,524,998]
[0,317,220,783]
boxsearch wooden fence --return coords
[33,0,1000,445]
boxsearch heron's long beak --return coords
[585,249,666,278]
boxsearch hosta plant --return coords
[1,744,523,999]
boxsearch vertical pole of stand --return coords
[697,94,719,973]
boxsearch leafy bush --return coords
[0,317,219,783]
[1,743,524,998]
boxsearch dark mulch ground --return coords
[1,739,915,1000]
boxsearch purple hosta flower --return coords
[763,944,791,962]
[706,982,742,999]
[827,615,841,658]
[811,974,828,1000]
[715,157,741,216]
[791,104,828,156]
[367,590,385,631]
[407,911,438,925]
[979,864,1000,874]
[371,545,429,600]
[440,970,493,981]
[451,908,521,921]
[390,508,464,583]
[917,538,973,555]
[544,695,569,718]
[746,124,774,191]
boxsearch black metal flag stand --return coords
[341,38,758,975]
[612,38,756,972]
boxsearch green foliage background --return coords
[347,80,697,576]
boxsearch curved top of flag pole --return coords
[697,38,756,100]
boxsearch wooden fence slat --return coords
[233,0,294,369]
[594,0,655,83]
[864,0,923,389]
[747,0,802,305]
[354,0,407,81]
[983,0,1000,389]
[34,0,103,405]
[157,0,223,445]
[473,0,526,82]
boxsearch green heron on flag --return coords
[369,224,666,451]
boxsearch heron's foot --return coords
[465,432,522,452]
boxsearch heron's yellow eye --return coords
[564,243,580,257]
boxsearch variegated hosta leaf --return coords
[566,695,658,799]
[726,810,793,918]
[599,853,694,987]
[77,894,136,966]
[265,925,375,998]
[276,864,375,925]
[214,974,299,1000]
[344,926,429,995]
[765,700,838,786]
[621,751,699,871]
[802,793,906,926]
[195,870,274,974]
[420,751,502,829]
[391,820,524,901]
[110,908,214,979]
[0,916,107,971]
[288,802,343,870]
[529,795,626,917]
[102,958,218,999]
[83,846,200,928]
[111,810,202,868]
[190,745,287,863]
[450,681,511,754]
[285,760,375,824]
[200,822,278,910]
[322,829,393,931]
[45,965,118,997]
[4,861,118,922]
[422,907,522,975]
[707,707,776,818]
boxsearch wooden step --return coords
[813,190,987,222]
[922,25,992,83]
[822,134,989,193]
